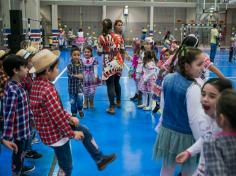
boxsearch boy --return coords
[2,54,35,175]
[29,49,116,176]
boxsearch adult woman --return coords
[97,18,123,114]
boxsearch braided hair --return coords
[177,46,202,81]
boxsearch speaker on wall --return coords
[10,10,23,35]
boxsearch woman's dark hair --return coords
[3,54,27,77]
[143,50,158,67]
[83,46,93,57]
[102,18,112,36]
[71,47,80,56]
[36,59,59,76]
[177,46,202,80]
[202,78,233,93]
[79,28,83,32]
[164,31,171,40]
[216,89,236,129]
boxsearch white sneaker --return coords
[137,104,145,108]
[143,106,152,111]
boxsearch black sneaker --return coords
[97,153,116,171]
[22,165,35,174]
[130,94,138,101]
[79,111,84,118]
[152,103,160,113]
[25,150,42,159]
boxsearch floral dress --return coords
[82,57,100,97]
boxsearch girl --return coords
[136,37,157,106]
[153,47,205,176]
[138,50,158,111]
[176,78,233,176]
[67,47,84,118]
[129,39,141,101]
[152,48,171,113]
[82,46,100,109]
[203,89,236,175]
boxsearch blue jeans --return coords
[52,141,73,176]
[210,43,217,63]
[52,125,103,175]
[69,93,83,115]
[72,125,103,162]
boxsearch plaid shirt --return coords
[29,77,74,145]
[2,80,31,141]
[67,60,83,95]
[0,68,8,98]
[203,132,236,176]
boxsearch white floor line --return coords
[52,67,67,84]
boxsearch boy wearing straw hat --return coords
[29,49,116,175]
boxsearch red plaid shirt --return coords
[29,77,74,145]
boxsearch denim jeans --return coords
[71,124,103,162]
[69,93,83,115]
[106,74,121,107]
[210,43,217,63]
[52,141,73,176]
[12,139,29,176]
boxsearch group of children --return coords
[0,42,115,175]
[128,33,236,175]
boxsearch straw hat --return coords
[16,49,32,60]
[26,46,38,54]
[0,50,6,59]
[29,49,60,73]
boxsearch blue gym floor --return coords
[0,48,235,176]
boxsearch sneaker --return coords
[97,153,116,171]
[130,94,138,101]
[152,103,160,113]
[31,137,40,144]
[79,111,84,118]
[22,165,35,174]
[143,106,152,111]
[137,104,145,108]
[25,150,42,159]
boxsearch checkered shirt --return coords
[29,77,74,145]
[67,61,83,95]
[2,80,31,141]
[203,134,236,176]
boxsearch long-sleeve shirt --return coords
[30,77,74,145]
[2,80,31,141]
[67,61,83,95]
[187,117,221,176]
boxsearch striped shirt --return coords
[2,80,31,141]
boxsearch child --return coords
[67,47,84,118]
[2,54,35,175]
[153,47,206,176]
[176,78,233,176]
[16,48,42,159]
[203,89,236,175]
[129,39,141,101]
[0,50,9,153]
[138,50,158,111]
[82,46,100,109]
[29,49,116,175]
[152,48,171,113]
